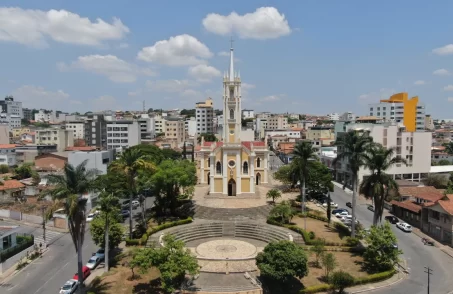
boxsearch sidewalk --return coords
[0,217,69,233]
[411,227,453,259]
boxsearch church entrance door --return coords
[256,173,261,185]
[228,179,236,196]
[207,172,210,185]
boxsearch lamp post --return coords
[41,206,47,249]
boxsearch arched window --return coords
[243,162,248,174]
[216,162,222,174]
[257,157,261,168]
[230,109,234,119]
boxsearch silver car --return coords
[59,279,79,294]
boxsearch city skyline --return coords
[1,1,453,117]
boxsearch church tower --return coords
[223,40,242,144]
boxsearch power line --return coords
[424,266,432,294]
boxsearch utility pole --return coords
[424,266,432,294]
[41,206,47,249]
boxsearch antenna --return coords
[143,100,145,112]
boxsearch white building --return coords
[264,129,302,140]
[185,117,197,137]
[65,121,85,139]
[0,144,17,166]
[256,112,271,119]
[137,117,154,140]
[323,123,432,185]
[327,113,340,121]
[242,109,255,119]
[154,116,166,134]
[0,113,21,131]
[34,110,57,122]
[0,97,23,119]
[68,150,116,175]
[196,98,214,134]
[35,129,75,152]
[267,115,288,130]
[368,100,425,131]
[106,121,141,150]
[255,118,268,139]
[339,112,355,122]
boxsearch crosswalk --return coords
[31,228,65,247]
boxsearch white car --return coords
[86,256,101,270]
[323,201,338,208]
[335,211,349,218]
[59,279,79,294]
[86,213,97,222]
[396,222,412,232]
[132,200,140,209]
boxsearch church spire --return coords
[229,37,234,82]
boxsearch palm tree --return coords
[110,148,155,239]
[333,130,373,237]
[444,142,453,155]
[266,188,282,203]
[45,161,98,293]
[292,141,318,217]
[360,144,407,225]
[97,192,120,272]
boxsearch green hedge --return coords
[0,234,34,261]
[299,284,332,294]
[125,217,193,247]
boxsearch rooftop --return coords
[399,186,445,202]
[0,180,25,191]
[0,226,19,236]
[0,144,17,149]
[390,200,422,213]
[65,146,97,151]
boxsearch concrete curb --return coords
[350,271,406,293]
[0,247,50,284]
[411,228,453,259]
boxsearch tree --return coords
[45,161,98,293]
[266,189,282,203]
[197,133,217,143]
[131,235,199,293]
[310,238,325,267]
[31,171,41,186]
[438,159,451,166]
[330,271,355,293]
[182,142,187,160]
[151,160,197,216]
[444,142,453,155]
[363,222,402,273]
[423,174,448,189]
[273,165,296,188]
[321,252,337,279]
[90,214,123,250]
[292,141,318,214]
[306,161,334,197]
[256,241,308,285]
[333,130,374,237]
[269,201,295,224]
[0,164,9,173]
[326,192,332,225]
[110,148,155,238]
[14,164,33,179]
[360,145,407,225]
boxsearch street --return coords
[329,186,453,294]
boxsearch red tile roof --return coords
[0,180,25,191]
[391,200,422,213]
[399,186,445,202]
[0,144,17,149]
[242,141,265,150]
[65,146,97,151]
[202,141,223,148]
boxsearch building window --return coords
[257,157,261,168]
[242,161,249,174]
[230,109,234,119]
[216,162,222,174]
[207,158,210,167]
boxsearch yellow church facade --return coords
[196,42,269,196]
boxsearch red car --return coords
[73,266,91,281]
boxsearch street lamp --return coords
[41,206,48,249]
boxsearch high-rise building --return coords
[368,92,425,132]
[65,121,85,139]
[106,120,141,150]
[327,113,340,121]
[267,115,288,130]
[0,96,23,119]
[195,98,214,134]
[165,118,186,147]
[23,108,33,121]
[35,129,75,152]
[84,113,107,149]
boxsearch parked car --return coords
[396,222,412,232]
[335,211,349,218]
[322,201,339,208]
[86,256,102,270]
[367,205,375,212]
[332,208,348,215]
[341,215,357,223]
[72,266,91,281]
[86,211,99,222]
[131,200,140,209]
[385,215,399,224]
[121,210,130,218]
[121,200,130,209]
[59,279,79,294]
[94,248,105,261]
[346,202,352,208]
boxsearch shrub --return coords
[330,271,355,293]
[308,231,316,239]
[140,233,148,245]
[345,237,360,247]
[354,269,395,285]
[333,222,351,236]
[0,235,34,261]
[125,239,140,246]
[299,284,332,293]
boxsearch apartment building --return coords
[137,117,154,140]
[327,113,340,121]
[165,118,185,148]
[425,115,435,130]
[328,123,431,187]
[339,112,355,122]
[16,144,58,164]
[196,98,214,134]
[0,144,17,166]
[68,149,116,175]
[185,117,197,137]
[265,129,302,140]
[0,96,23,118]
[23,108,32,121]
[154,116,166,134]
[256,112,271,119]
[267,115,288,130]
[368,92,425,132]
[306,126,335,145]
[84,113,107,149]
[255,118,268,139]
[0,113,21,131]
[34,110,57,122]
[106,120,140,150]
[65,121,85,139]
[242,109,255,119]
[35,129,75,152]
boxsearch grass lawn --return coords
[301,251,367,288]
[88,252,162,294]
[292,216,348,244]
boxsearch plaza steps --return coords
[193,205,272,221]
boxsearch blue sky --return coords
[1,1,453,118]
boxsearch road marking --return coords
[32,261,70,294]
[7,284,17,291]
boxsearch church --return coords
[196,43,269,196]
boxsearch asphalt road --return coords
[330,186,453,294]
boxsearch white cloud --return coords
[414,80,426,85]
[358,88,395,103]
[12,85,80,109]
[444,85,453,91]
[242,83,256,89]
[202,7,291,40]
[0,7,129,47]
[432,44,453,56]
[218,51,230,57]
[447,97,453,102]
[181,89,202,98]
[188,64,221,82]
[260,95,283,102]
[128,90,142,97]
[118,42,129,49]
[137,34,213,66]
[146,79,195,93]
[58,55,156,83]
[433,69,450,76]
[92,95,121,111]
